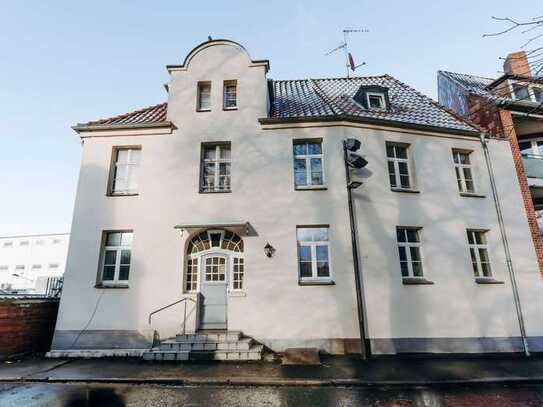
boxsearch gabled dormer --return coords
[353,85,391,111]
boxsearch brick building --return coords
[438,52,543,274]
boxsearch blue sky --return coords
[0,1,536,235]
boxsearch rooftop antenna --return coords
[325,28,368,77]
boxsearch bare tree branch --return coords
[483,15,543,37]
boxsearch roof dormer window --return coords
[353,85,390,111]
[367,92,386,110]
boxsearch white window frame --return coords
[200,144,231,193]
[100,231,133,286]
[110,147,141,195]
[366,92,386,110]
[519,137,543,157]
[293,140,325,189]
[467,230,493,278]
[297,227,332,283]
[452,150,476,193]
[386,142,412,190]
[197,81,211,111]
[508,80,542,103]
[223,80,237,110]
[396,227,424,279]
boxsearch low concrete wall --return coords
[0,296,59,360]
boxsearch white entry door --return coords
[199,254,228,329]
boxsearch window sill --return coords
[475,277,504,284]
[402,277,434,285]
[295,185,328,191]
[106,193,139,197]
[298,280,335,286]
[391,188,420,194]
[196,109,211,113]
[228,291,246,297]
[223,107,238,111]
[199,190,232,194]
[460,192,486,199]
[95,283,129,289]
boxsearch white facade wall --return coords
[52,41,543,354]
[0,234,69,293]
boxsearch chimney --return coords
[503,51,531,78]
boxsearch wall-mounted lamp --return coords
[264,243,275,258]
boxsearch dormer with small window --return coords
[353,85,390,111]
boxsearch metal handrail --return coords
[148,297,197,335]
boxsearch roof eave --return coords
[72,121,174,133]
[259,115,479,137]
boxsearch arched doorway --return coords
[185,229,244,329]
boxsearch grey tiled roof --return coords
[438,70,515,105]
[76,75,476,134]
[80,103,168,127]
[269,75,477,133]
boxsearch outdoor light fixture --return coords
[348,181,363,189]
[344,138,361,151]
[264,242,275,258]
[346,154,368,169]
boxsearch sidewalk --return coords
[3,355,543,386]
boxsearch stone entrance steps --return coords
[142,330,263,362]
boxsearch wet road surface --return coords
[1,382,543,406]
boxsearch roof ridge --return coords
[271,75,389,83]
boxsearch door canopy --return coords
[187,230,244,255]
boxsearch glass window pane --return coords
[294,158,306,171]
[452,152,460,164]
[465,180,474,192]
[210,233,221,247]
[412,262,423,277]
[410,247,421,262]
[313,228,329,241]
[116,149,129,164]
[129,149,141,164]
[389,174,397,188]
[396,228,406,243]
[120,250,131,265]
[534,88,543,103]
[220,146,231,159]
[297,228,313,242]
[311,171,323,185]
[316,245,328,261]
[398,162,409,175]
[317,262,330,277]
[479,248,489,263]
[104,250,116,265]
[204,147,216,160]
[299,262,312,278]
[481,262,492,277]
[106,233,121,246]
[400,175,410,189]
[308,142,322,155]
[386,144,394,158]
[474,232,484,245]
[121,233,133,246]
[513,85,529,100]
[119,265,130,280]
[467,231,474,245]
[406,229,419,243]
[293,143,307,156]
[219,162,230,175]
[310,158,322,172]
[398,246,407,261]
[395,146,407,159]
[519,141,533,155]
[103,266,115,281]
[299,245,311,261]
[400,261,409,277]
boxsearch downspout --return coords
[480,133,530,356]
[343,140,370,359]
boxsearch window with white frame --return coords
[2,241,12,248]
[297,227,331,282]
[197,81,211,111]
[20,240,29,247]
[185,258,198,292]
[519,139,543,157]
[233,258,244,290]
[534,87,543,103]
[452,150,475,193]
[111,148,141,195]
[396,227,423,278]
[512,84,530,101]
[31,264,42,271]
[293,140,324,188]
[367,92,386,110]
[223,80,237,109]
[48,263,59,271]
[201,143,231,192]
[100,231,132,285]
[15,265,24,272]
[467,230,492,278]
[386,143,411,190]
